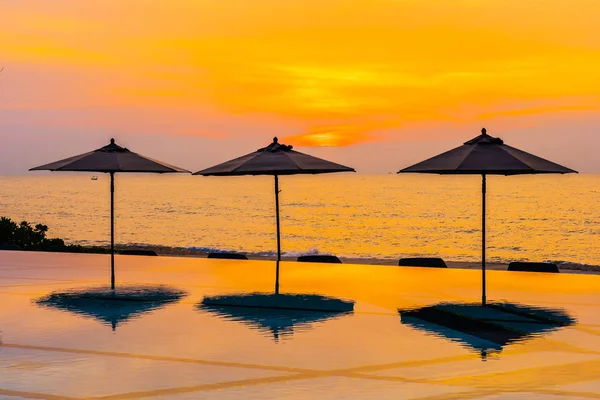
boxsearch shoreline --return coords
[5,242,598,274]
[113,244,600,275]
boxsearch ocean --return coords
[1,174,598,266]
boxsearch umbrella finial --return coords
[481,128,487,136]
[97,138,130,153]
[258,137,293,152]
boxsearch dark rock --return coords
[120,249,158,256]
[297,255,342,264]
[508,262,559,273]
[399,257,447,268]
[207,252,248,260]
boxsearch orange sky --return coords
[1,0,599,172]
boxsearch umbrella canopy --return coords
[30,138,189,173]
[195,137,355,294]
[399,128,576,304]
[196,137,354,176]
[400,128,577,175]
[30,138,190,289]
[399,301,575,359]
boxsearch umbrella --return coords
[398,128,577,304]
[198,292,354,342]
[399,301,575,359]
[194,137,354,293]
[36,285,186,331]
[30,138,190,289]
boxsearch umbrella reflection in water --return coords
[399,301,575,360]
[198,293,354,342]
[36,285,187,331]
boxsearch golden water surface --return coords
[1,173,598,265]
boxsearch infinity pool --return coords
[1,251,600,399]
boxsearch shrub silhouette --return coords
[0,217,18,244]
[1,217,57,250]
[0,217,105,253]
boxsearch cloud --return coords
[283,119,399,147]
[476,104,598,120]
[1,0,600,150]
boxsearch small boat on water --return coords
[91,176,98,180]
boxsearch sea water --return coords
[1,173,598,265]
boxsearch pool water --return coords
[1,251,600,399]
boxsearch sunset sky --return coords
[1,0,599,173]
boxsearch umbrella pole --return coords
[110,172,115,290]
[275,175,281,294]
[481,173,486,305]
[275,175,281,261]
[274,174,281,294]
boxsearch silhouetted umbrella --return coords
[194,137,354,293]
[199,293,354,342]
[399,301,575,359]
[36,285,187,331]
[30,139,190,289]
[399,128,576,304]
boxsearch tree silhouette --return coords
[1,217,64,250]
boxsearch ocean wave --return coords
[186,246,333,258]
[281,248,332,257]
[187,246,243,254]
[545,260,600,268]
